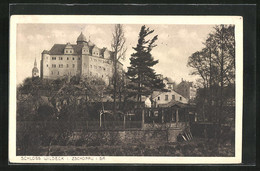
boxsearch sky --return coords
[16,24,215,85]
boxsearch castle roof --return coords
[77,32,87,42]
[48,44,115,60]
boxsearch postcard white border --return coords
[9,15,243,164]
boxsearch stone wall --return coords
[67,124,187,146]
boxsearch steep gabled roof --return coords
[48,43,113,58]
[49,44,67,55]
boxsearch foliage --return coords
[126,25,165,102]
[187,25,235,123]
[16,75,109,155]
[111,24,127,112]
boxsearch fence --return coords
[17,120,142,132]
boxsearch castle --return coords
[40,32,123,84]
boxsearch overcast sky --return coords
[16,24,215,85]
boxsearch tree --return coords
[126,25,165,103]
[111,24,127,113]
[188,25,235,146]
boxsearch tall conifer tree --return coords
[126,25,165,102]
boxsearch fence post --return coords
[123,114,126,129]
[142,109,145,129]
[176,108,179,128]
[161,108,164,123]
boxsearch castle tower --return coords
[32,58,39,78]
[76,32,87,45]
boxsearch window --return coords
[59,64,63,68]
[52,64,56,68]
[102,75,103,78]
[46,64,48,67]
[51,71,53,75]
[179,97,182,101]
[52,57,56,60]
[57,71,59,75]
[94,65,97,69]
[158,96,160,101]
[67,57,69,60]
[172,95,175,100]
[59,57,63,60]
[99,66,101,69]
[78,57,80,60]
[94,59,97,62]
[73,57,75,60]
[165,95,168,101]
[66,50,68,53]
[67,64,69,68]
[90,65,92,68]
[90,72,92,76]
[97,53,99,56]
[70,50,72,53]
[103,67,106,71]
[72,64,75,68]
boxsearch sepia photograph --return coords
[9,15,243,164]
